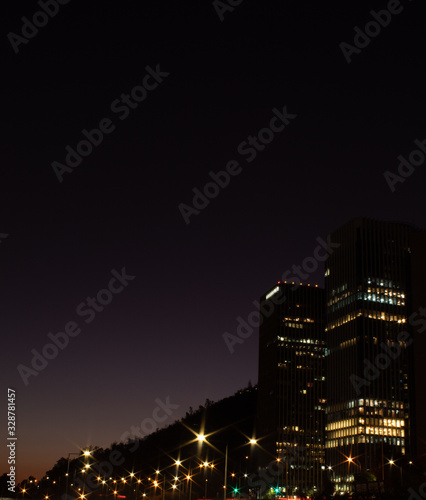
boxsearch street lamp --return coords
[197,435,228,500]
[388,459,403,488]
[66,452,83,500]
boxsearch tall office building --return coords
[325,217,426,493]
[257,282,326,497]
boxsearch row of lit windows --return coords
[278,344,323,352]
[327,426,405,440]
[360,399,404,409]
[327,408,404,421]
[327,290,351,307]
[326,436,405,448]
[339,338,356,349]
[328,399,404,413]
[328,284,405,310]
[363,310,406,323]
[326,310,406,331]
[366,427,404,437]
[366,277,399,289]
[358,291,405,306]
[283,317,315,323]
[363,409,404,418]
[326,437,357,447]
[284,322,304,329]
[294,351,324,357]
[327,427,359,438]
[360,417,405,426]
[328,293,356,313]
[278,336,322,344]
[330,284,348,297]
[325,312,357,331]
[366,287,405,298]
[326,419,357,431]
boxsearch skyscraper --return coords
[325,217,426,493]
[257,282,325,497]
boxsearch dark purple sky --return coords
[1,0,426,481]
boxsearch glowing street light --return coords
[66,451,83,500]
[197,435,228,500]
[388,459,403,487]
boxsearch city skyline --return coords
[2,215,426,491]
[1,0,426,492]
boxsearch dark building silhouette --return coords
[325,217,426,493]
[257,282,325,496]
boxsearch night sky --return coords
[1,0,426,481]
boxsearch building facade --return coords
[257,282,326,497]
[325,217,426,493]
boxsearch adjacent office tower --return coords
[325,217,426,493]
[257,282,325,497]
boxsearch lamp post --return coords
[66,452,82,500]
[224,445,228,500]
[197,435,228,500]
[175,461,181,500]
[388,460,403,488]
[186,470,193,500]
